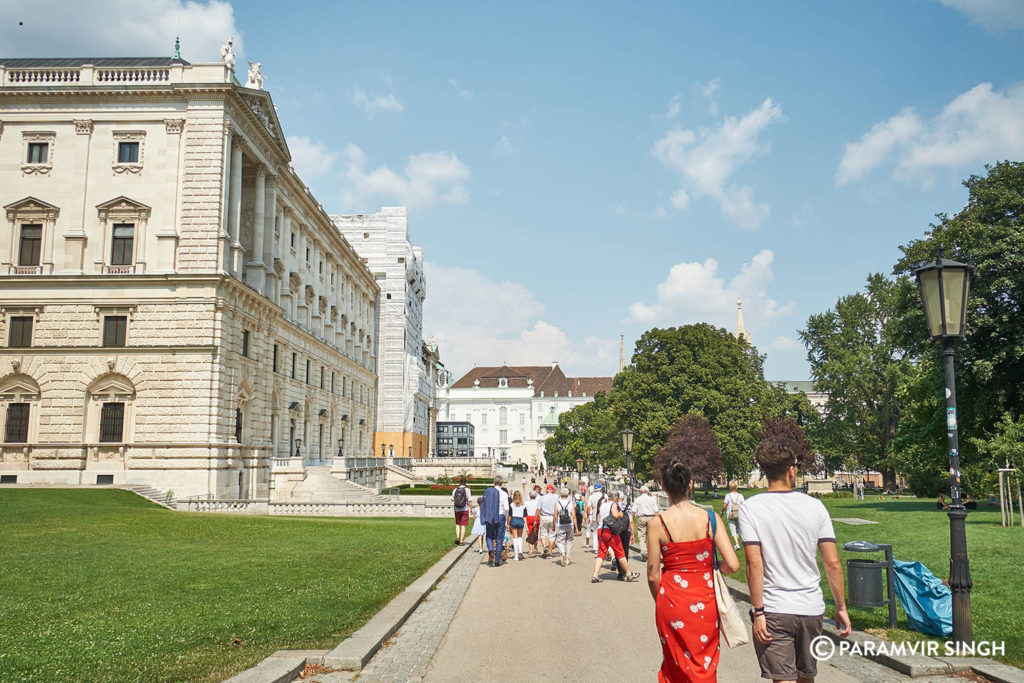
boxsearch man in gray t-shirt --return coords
[740,436,851,682]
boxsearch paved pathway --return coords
[309,534,971,682]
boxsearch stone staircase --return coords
[123,485,176,510]
[286,466,383,503]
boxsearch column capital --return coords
[74,119,94,135]
[256,164,267,178]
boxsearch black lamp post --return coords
[621,428,635,503]
[575,458,584,477]
[294,438,302,459]
[914,248,975,645]
[337,437,344,459]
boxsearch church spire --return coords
[736,298,752,344]
[619,333,626,373]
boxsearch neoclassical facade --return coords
[0,57,378,499]
[445,364,612,462]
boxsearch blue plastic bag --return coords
[891,559,953,637]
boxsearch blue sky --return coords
[5,0,1023,381]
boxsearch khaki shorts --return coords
[753,612,823,680]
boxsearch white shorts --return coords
[539,516,556,543]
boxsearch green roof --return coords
[781,380,817,393]
[539,407,560,428]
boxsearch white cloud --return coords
[2,0,241,61]
[423,263,618,377]
[495,136,514,155]
[629,249,796,336]
[286,136,336,178]
[652,98,783,228]
[653,206,668,219]
[666,94,682,118]
[448,78,473,98]
[339,145,470,210]
[700,77,721,116]
[349,89,404,118]
[935,0,1024,33]
[770,336,802,352]
[837,82,1024,186]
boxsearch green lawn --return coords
[0,489,456,682]
[688,491,1024,668]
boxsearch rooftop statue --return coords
[220,38,236,70]
[245,61,265,90]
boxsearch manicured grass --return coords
[689,491,1024,668]
[0,489,456,682]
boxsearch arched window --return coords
[235,382,251,445]
[1,373,41,443]
[85,373,135,444]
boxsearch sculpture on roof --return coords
[245,61,265,90]
[220,38,236,70]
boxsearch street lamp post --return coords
[914,248,975,646]
[337,437,344,459]
[294,438,302,459]
[621,428,635,503]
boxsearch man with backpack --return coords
[451,477,473,546]
[554,487,578,566]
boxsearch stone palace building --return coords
[0,55,379,499]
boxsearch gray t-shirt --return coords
[537,493,558,516]
[738,491,836,616]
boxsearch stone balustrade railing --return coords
[0,63,232,88]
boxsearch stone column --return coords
[246,165,265,290]
[229,143,243,274]
[262,176,277,296]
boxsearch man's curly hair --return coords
[754,435,800,483]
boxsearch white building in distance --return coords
[0,55,379,499]
[331,208,436,460]
[445,364,612,464]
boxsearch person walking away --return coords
[613,491,635,580]
[633,485,660,561]
[525,490,541,556]
[585,483,605,553]
[721,482,744,550]
[470,496,486,553]
[554,487,578,566]
[479,476,510,567]
[452,477,473,546]
[508,490,527,560]
[591,496,638,583]
[740,435,852,683]
[856,479,865,501]
[646,453,740,682]
[574,492,584,535]
[537,484,559,558]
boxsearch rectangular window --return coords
[234,408,242,442]
[242,330,250,358]
[481,414,487,426]
[520,413,525,426]
[8,316,33,348]
[500,430,508,445]
[4,403,29,443]
[99,402,125,442]
[18,224,42,267]
[110,223,134,265]
[26,142,48,164]
[117,141,139,163]
[305,359,311,384]
[273,344,279,372]
[102,316,127,347]
[320,366,325,389]
[290,232,296,248]
[331,372,335,393]
[291,353,297,379]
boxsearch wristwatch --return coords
[749,607,765,621]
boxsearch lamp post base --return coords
[947,506,973,645]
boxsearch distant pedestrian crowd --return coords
[451,434,853,681]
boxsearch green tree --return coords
[799,273,918,488]
[893,161,1024,493]
[611,324,784,481]
[544,393,619,470]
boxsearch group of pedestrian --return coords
[647,435,852,682]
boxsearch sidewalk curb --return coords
[221,541,475,682]
[721,576,1024,681]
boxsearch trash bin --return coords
[843,540,897,626]
[847,558,886,607]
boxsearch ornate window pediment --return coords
[0,373,41,401]
[96,196,151,220]
[4,196,59,222]
[96,197,150,274]
[87,373,135,400]
[5,197,58,275]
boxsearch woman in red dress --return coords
[647,455,740,682]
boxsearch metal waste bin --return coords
[843,540,897,626]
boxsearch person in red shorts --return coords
[591,493,639,583]
[524,489,540,555]
[451,477,473,545]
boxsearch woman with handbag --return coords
[590,495,639,583]
[508,490,527,560]
[647,454,740,682]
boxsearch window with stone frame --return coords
[86,373,134,445]
[110,223,134,266]
[96,197,150,274]
[8,316,33,348]
[4,402,30,443]
[21,131,55,175]
[234,408,243,443]
[5,197,60,275]
[242,330,250,358]
[111,131,145,174]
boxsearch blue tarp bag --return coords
[891,559,953,637]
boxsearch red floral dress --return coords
[655,514,720,682]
